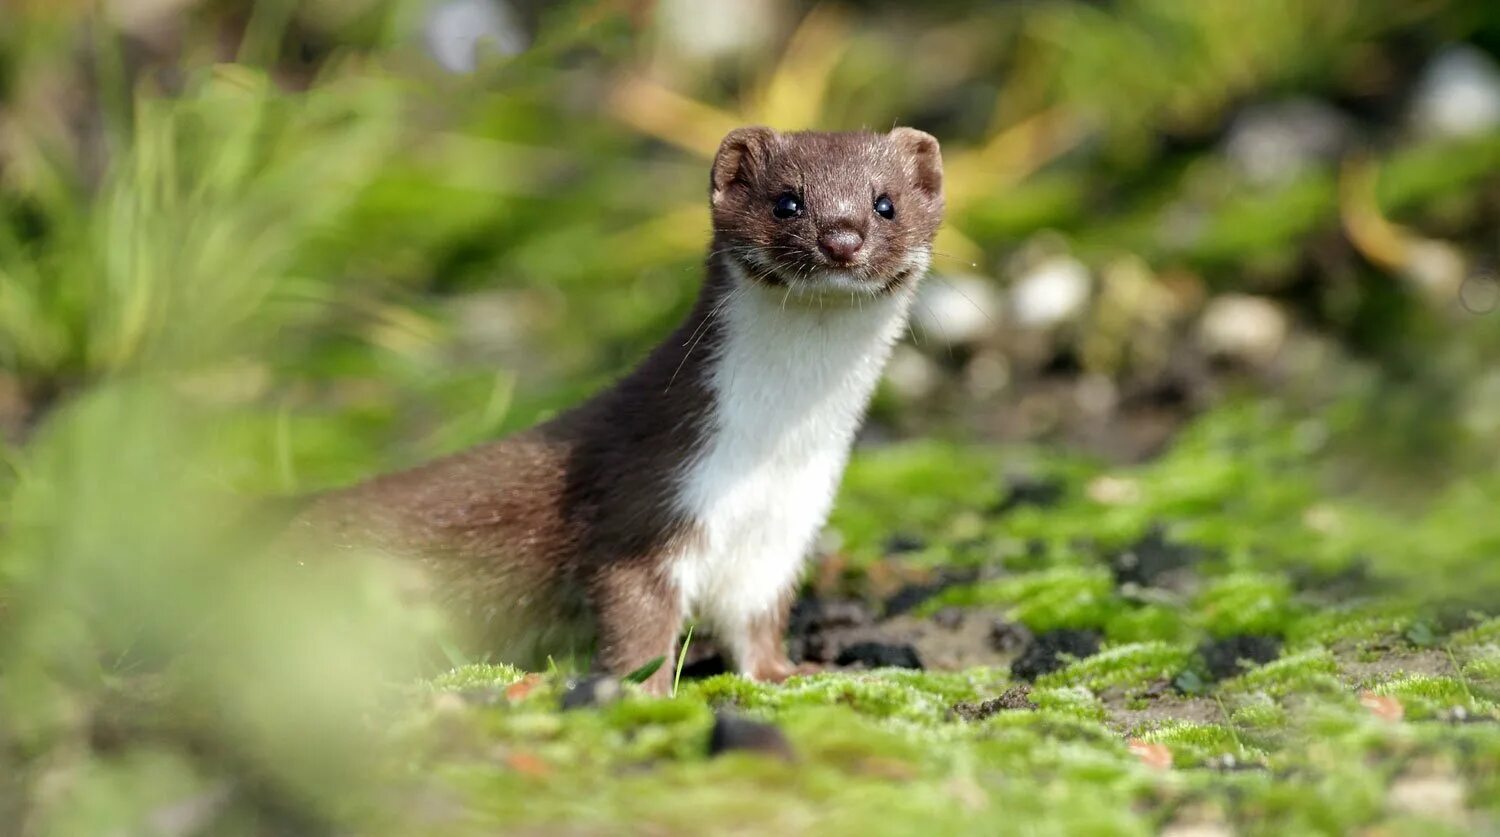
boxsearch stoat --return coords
[292,127,945,693]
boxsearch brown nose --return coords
[817,230,864,264]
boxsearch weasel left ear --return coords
[889,127,943,200]
[711,126,777,207]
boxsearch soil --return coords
[1010,629,1103,681]
[953,686,1035,721]
[1199,635,1282,681]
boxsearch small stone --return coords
[707,713,794,761]
[1197,294,1288,366]
[1224,98,1351,185]
[1402,239,1466,300]
[424,0,527,74]
[1087,475,1141,506]
[835,642,923,670]
[657,0,778,61]
[912,273,1003,346]
[1010,256,1091,328]
[1411,45,1500,139]
[559,675,621,711]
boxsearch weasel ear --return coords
[711,126,777,207]
[889,127,943,200]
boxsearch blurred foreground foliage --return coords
[1,0,1498,831]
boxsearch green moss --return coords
[428,662,528,692]
[1105,604,1192,644]
[1027,686,1109,722]
[1038,642,1193,692]
[1139,720,1260,767]
[831,441,1005,561]
[1371,674,1495,720]
[686,669,1001,725]
[1220,649,1341,698]
[1195,573,1296,638]
[932,567,1117,631]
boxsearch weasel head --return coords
[709,127,944,298]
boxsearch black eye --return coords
[773,193,802,219]
[874,194,895,220]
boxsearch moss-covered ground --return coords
[398,402,1500,835]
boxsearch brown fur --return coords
[287,128,944,692]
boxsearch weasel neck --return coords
[699,255,917,462]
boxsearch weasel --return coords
[291,127,944,693]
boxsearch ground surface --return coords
[399,402,1500,836]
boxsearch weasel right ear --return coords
[889,127,943,200]
[711,126,777,207]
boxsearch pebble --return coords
[835,642,923,670]
[1411,45,1500,139]
[559,675,621,711]
[912,273,1003,346]
[424,0,527,74]
[1197,294,1288,366]
[1224,98,1351,185]
[707,712,794,761]
[1010,256,1091,328]
[657,0,778,61]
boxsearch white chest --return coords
[668,277,914,629]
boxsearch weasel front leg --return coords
[591,563,680,695]
[719,592,821,684]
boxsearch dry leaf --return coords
[503,751,551,776]
[1359,691,1405,721]
[504,673,543,702]
[1128,739,1174,770]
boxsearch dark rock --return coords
[787,596,876,663]
[1199,635,1281,681]
[884,583,945,617]
[931,607,966,631]
[883,532,928,555]
[883,567,978,617]
[675,653,729,681]
[708,713,794,761]
[1110,525,1202,588]
[953,686,1034,721]
[990,476,1066,516]
[788,597,872,636]
[988,619,1034,654]
[559,675,621,710]
[1010,629,1102,681]
[835,642,923,670]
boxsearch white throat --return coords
[668,257,920,655]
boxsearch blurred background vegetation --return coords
[2,0,1499,831]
